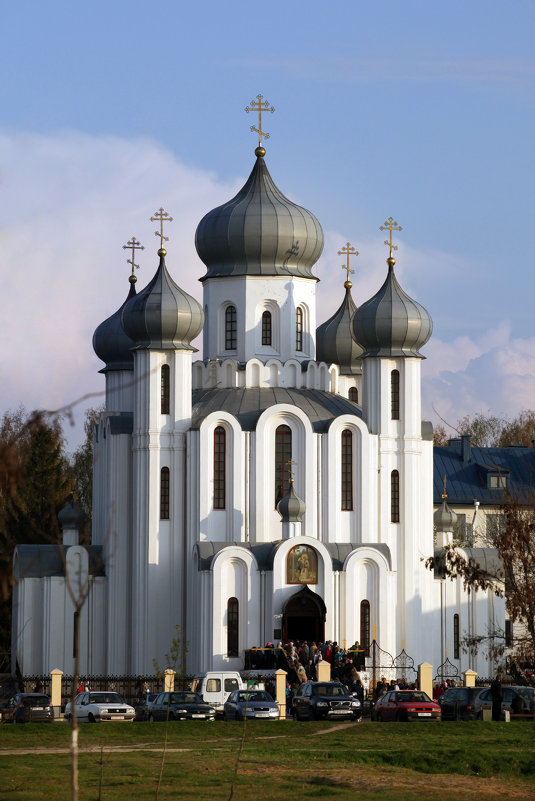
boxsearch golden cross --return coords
[245,94,275,148]
[380,217,402,259]
[286,458,297,483]
[150,208,173,253]
[337,242,359,286]
[122,236,144,283]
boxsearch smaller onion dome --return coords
[352,257,432,358]
[277,481,306,523]
[58,494,86,531]
[195,154,324,281]
[93,281,137,372]
[434,499,458,533]
[316,284,363,375]
[122,250,204,350]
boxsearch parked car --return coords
[1,693,54,724]
[64,691,135,722]
[437,686,488,720]
[374,690,441,722]
[134,692,159,721]
[148,691,216,721]
[292,681,362,721]
[473,685,535,719]
[223,689,279,721]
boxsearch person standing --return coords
[490,674,503,721]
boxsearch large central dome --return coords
[195,154,324,281]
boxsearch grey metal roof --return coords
[316,286,363,375]
[191,387,363,432]
[195,155,324,281]
[122,252,204,350]
[13,545,105,579]
[93,282,136,372]
[434,436,535,505]
[277,483,306,522]
[324,543,392,571]
[352,261,432,358]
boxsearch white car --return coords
[64,691,135,722]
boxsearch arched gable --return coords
[343,546,395,656]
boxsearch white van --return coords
[191,671,245,716]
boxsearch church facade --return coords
[12,137,505,680]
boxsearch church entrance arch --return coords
[282,585,326,643]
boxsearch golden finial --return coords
[245,94,275,155]
[122,237,144,284]
[286,458,297,484]
[442,474,447,500]
[380,217,402,265]
[337,242,359,289]
[150,208,173,255]
[445,647,449,658]
[402,639,405,650]
[372,625,377,641]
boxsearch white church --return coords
[12,119,505,679]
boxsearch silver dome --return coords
[195,154,324,281]
[93,282,136,372]
[277,481,306,523]
[316,285,362,375]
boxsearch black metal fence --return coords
[368,641,418,690]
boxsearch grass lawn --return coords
[1,719,534,800]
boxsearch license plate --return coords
[332,709,348,714]
[111,715,126,719]
[32,707,44,711]
[192,714,206,718]
[255,712,269,718]
[418,712,432,717]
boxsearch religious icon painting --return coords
[287,544,318,585]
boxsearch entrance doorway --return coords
[282,586,326,643]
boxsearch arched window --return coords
[213,426,226,510]
[360,599,371,657]
[225,305,237,350]
[262,310,272,346]
[349,387,358,403]
[453,614,460,659]
[275,424,292,507]
[160,467,170,520]
[391,470,400,523]
[227,597,239,657]
[295,307,303,352]
[161,364,170,415]
[341,429,353,511]
[391,369,400,420]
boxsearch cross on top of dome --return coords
[150,208,173,256]
[245,93,275,156]
[122,236,144,284]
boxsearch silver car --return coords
[223,689,279,721]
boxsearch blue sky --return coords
[1,0,535,449]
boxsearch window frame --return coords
[275,424,292,508]
[225,305,237,351]
[391,470,400,523]
[295,307,303,352]
[391,369,400,420]
[341,429,353,511]
[161,364,170,415]
[160,466,170,520]
[360,599,371,657]
[227,597,239,658]
[261,310,272,346]
[213,426,226,510]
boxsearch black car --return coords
[292,681,361,721]
[1,693,54,724]
[437,686,488,720]
[134,692,159,721]
[148,691,215,721]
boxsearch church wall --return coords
[343,549,395,655]
[105,370,134,413]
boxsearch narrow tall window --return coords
[275,424,292,507]
[341,429,353,511]
[227,597,239,657]
[349,387,358,404]
[161,364,170,415]
[360,599,371,657]
[225,305,237,350]
[160,467,170,520]
[391,470,400,523]
[295,307,303,352]
[453,613,460,659]
[213,426,226,510]
[391,369,400,420]
[262,310,272,346]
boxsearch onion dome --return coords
[58,494,85,531]
[352,257,432,358]
[122,250,204,350]
[93,281,137,372]
[316,284,363,375]
[277,480,306,523]
[195,154,324,281]
[434,499,458,533]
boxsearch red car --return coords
[374,690,441,722]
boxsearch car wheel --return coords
[88,713,96,723]
[65,713,72,723]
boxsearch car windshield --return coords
[88,693,125,704]
[312,684,347,697]
[22,695,49,707]
[396,692,430,703]
[236,691,272,702]
[169,693,202,704]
